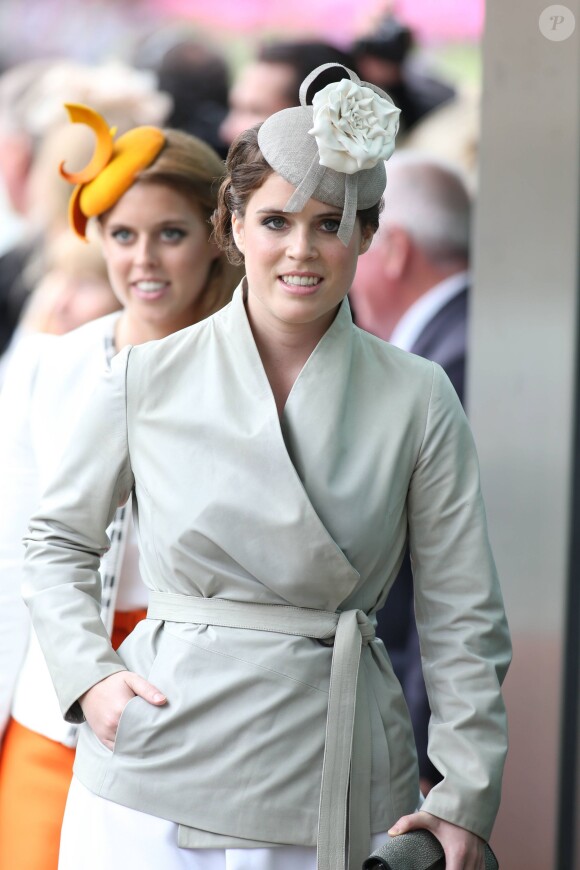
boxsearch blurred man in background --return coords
[352,152,470,399]
[352,152,471,791]
[219,40,357,146]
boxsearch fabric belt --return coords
[147,591,375,870]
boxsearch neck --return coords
[354,295,402,341]
[245,292,340,418]
[114,309,198,350]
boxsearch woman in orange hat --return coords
[0,106,241,869]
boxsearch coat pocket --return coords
[78,619,164,758]
[101,622,330,845]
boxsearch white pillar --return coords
[470,1,580,866]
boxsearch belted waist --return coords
[147,591,375,643]
[147,592,376,870]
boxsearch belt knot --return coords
[354,608,375,645]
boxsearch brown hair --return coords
[128,128,242,317]
[213,125,382,266]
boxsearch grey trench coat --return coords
[23,284,511,868]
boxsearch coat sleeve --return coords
[22,346,135,723]
[407,362,511,841]
[0,336,50,738]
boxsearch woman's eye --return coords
[263,216,287,230]
[111,228,133,243]
[161,227,186,242]
[320,219,340,233]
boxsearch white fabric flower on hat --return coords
[309,78,400,174]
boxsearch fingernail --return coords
[388,827,400,836]
[153,693,165,702]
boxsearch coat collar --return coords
[217,282,361,611]
[219,280,353,414]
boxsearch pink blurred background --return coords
[0,0,484,67]
[150,0,484,42]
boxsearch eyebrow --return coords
[255,207,342,218]
[153,218,191,226]
[106,217,191,229]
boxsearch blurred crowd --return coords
[0,10,479,368]
[0,5,479,858]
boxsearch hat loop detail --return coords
[59,104,115,185]
[337,174,358,246]
[282,153,327,213]
[298,62,361,108]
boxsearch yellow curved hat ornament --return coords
[59,103,166,240]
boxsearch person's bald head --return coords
[352,153,471,339]
[380,153,471,264]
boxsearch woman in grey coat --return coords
[23,65,510,870]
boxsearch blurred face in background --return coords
[20,232,121,336]
[0,130,32,215]
[356,55,402,89]
[42,271,120,335]
[219,62,296,146]
[350,226,392,321]
[99,180,219,338]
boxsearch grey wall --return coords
[470,1,580,867]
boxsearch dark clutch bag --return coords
[362,829,499,870]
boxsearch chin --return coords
[277,300,336,326]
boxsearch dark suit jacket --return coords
[377,283,468,785]
[411,286,468,405]
[0,245,31,356]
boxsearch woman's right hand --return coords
[79,671,166,750]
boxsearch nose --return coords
[286,225,317,261]
[134,234,159,267]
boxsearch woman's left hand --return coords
[388,810,486,870]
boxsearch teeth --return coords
[135,281,166,292]
[281,275,321,286]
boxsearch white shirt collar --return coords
[389,270,470,352]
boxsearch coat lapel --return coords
[219,284,360,611]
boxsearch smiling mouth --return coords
[280,274,322,287]
[134,280,167,294]
[132,281,169,301]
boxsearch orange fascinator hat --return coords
[59,103,166,240]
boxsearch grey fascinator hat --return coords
[257,62,400,245]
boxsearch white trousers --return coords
[59,777,389,869]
